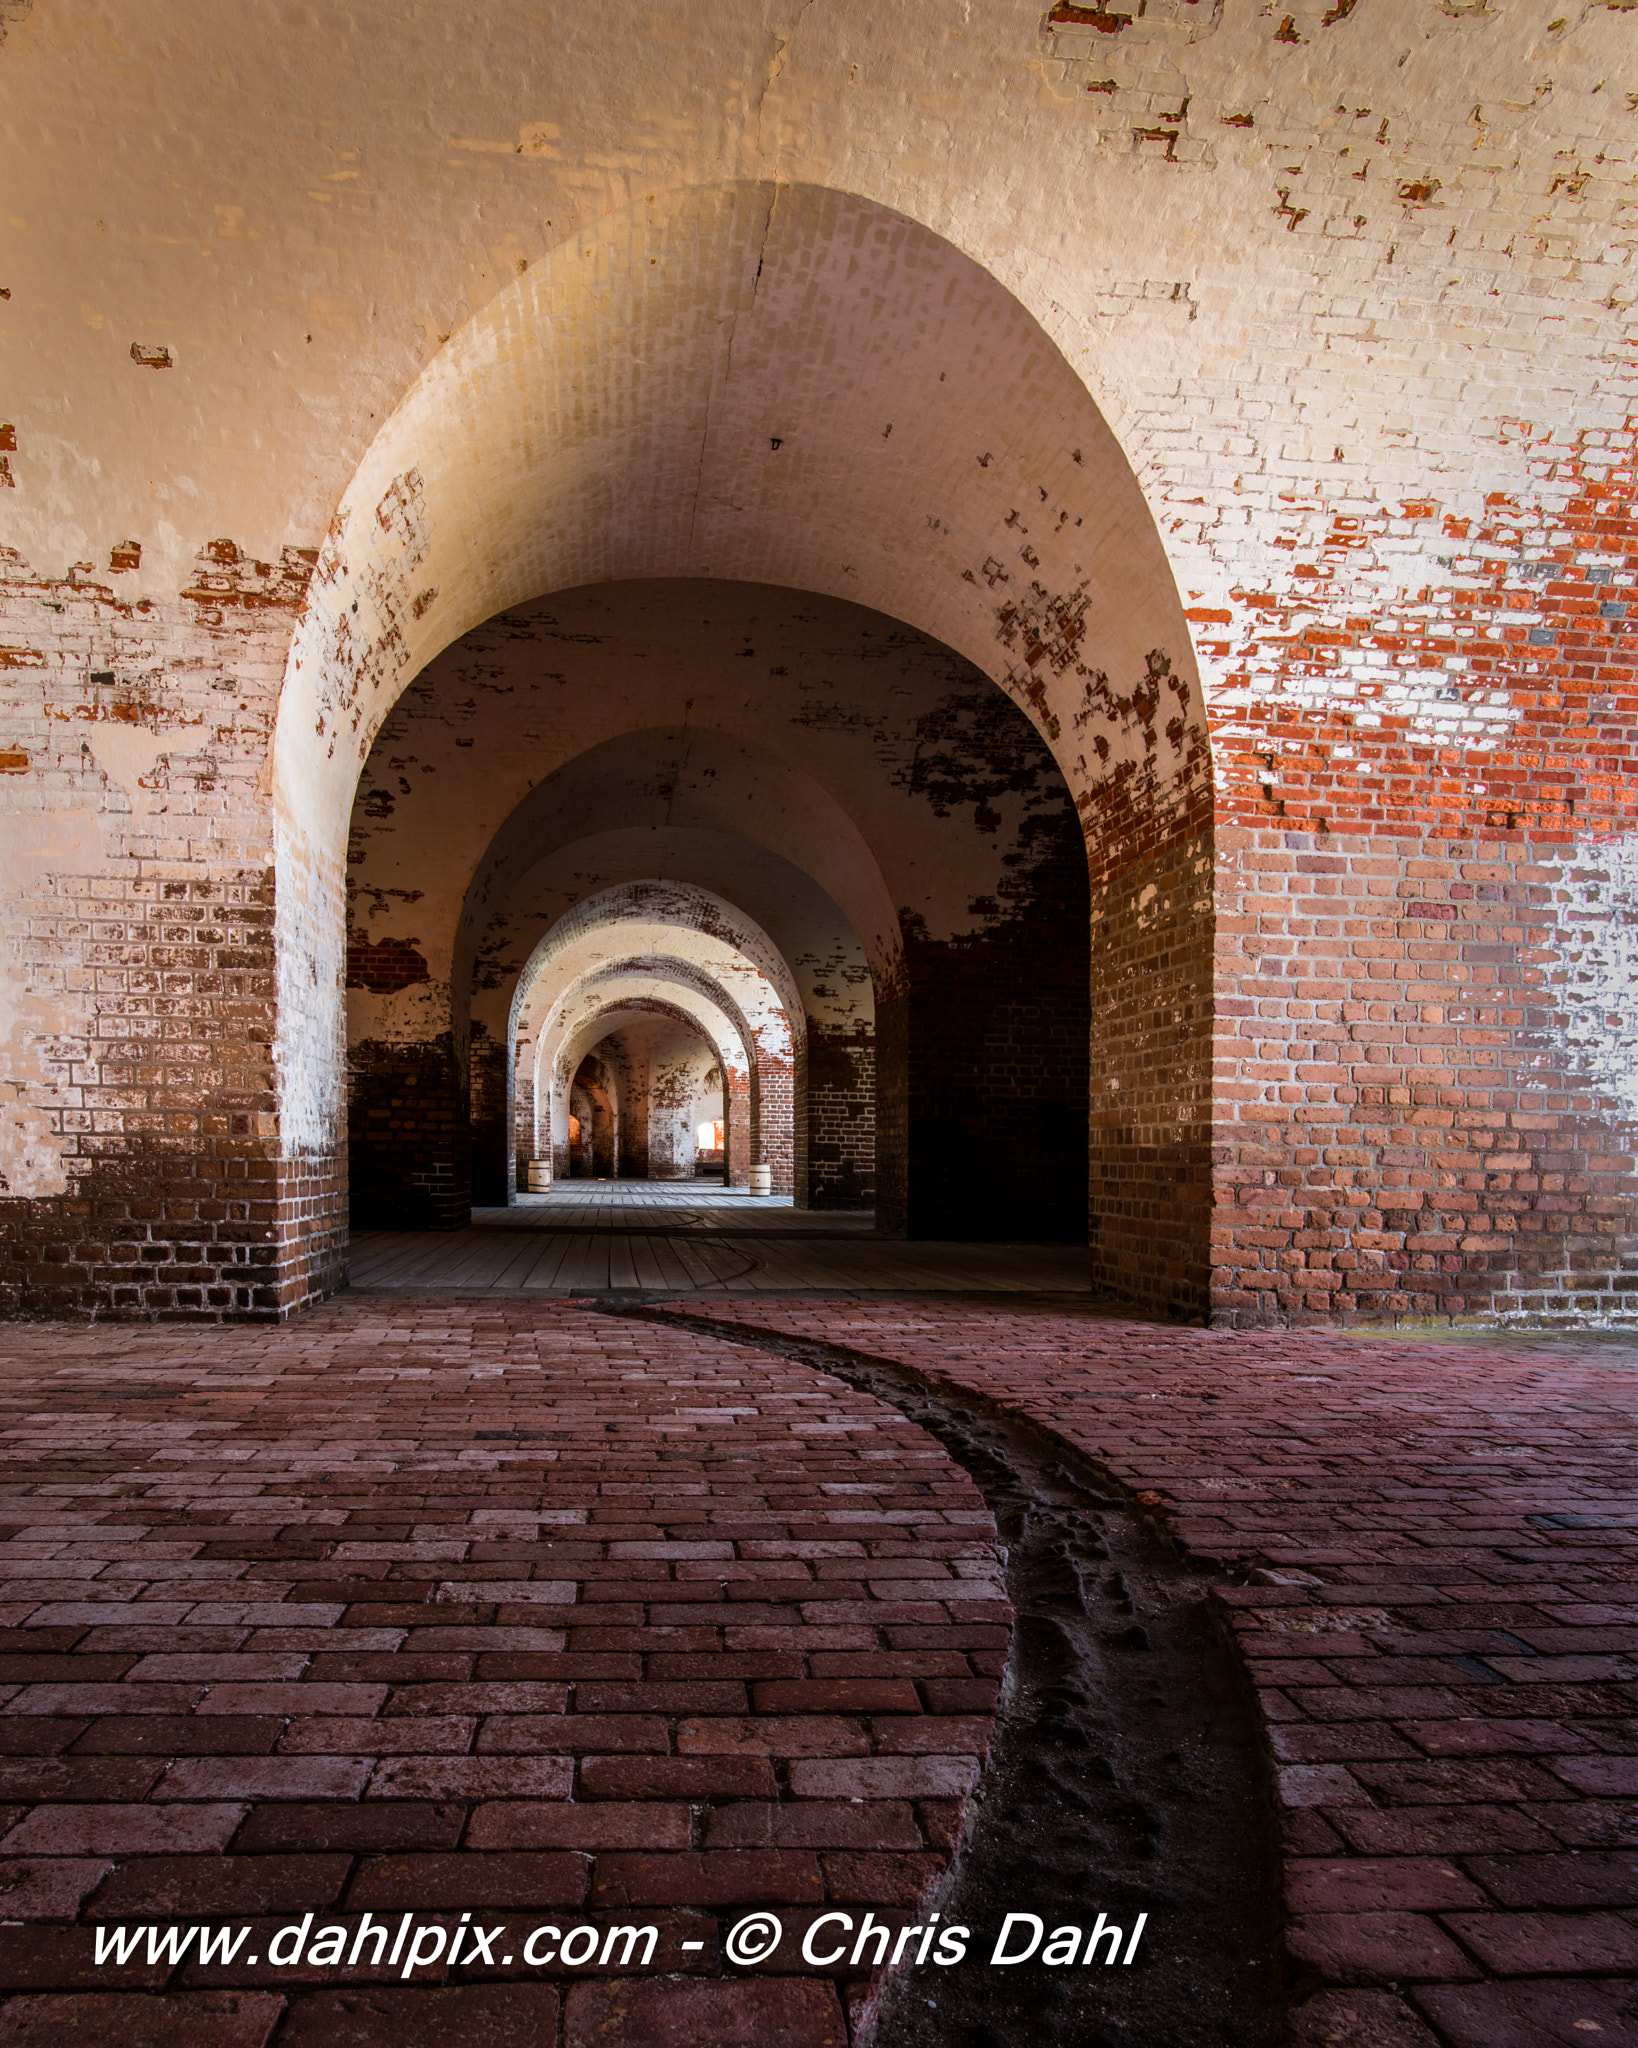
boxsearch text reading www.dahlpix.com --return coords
[93,1907,1149,1976]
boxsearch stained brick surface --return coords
[664,1299,1637,2043]
[0,547,345,1321]
[5,17,1638,1328]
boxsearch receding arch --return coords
[295,180,1215,1311]
[509,883,805,1051]
[491,860,867,1214]
[544,981,755,1187]
[473,827,874,1059]
[462,725,904,995]
[515,910,794,1197]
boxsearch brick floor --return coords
[0,1296,1630,2046]
[0,1302,1002,2046]
[660,1302,1637,2047]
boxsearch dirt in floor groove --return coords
[602,1304,1290,2048]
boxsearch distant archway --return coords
[509,886,797,1198]
[542,980,759,1191]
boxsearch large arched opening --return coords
[276,181,1213,1312]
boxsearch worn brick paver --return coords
[0,1301,1004,2046]
[670,1301,1637,2047]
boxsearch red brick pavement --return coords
[0,1293,1629,2047]
[0,1302,1003,2047]
[664,1301,1638,2048]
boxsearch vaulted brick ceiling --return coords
[1,0,1632,1323]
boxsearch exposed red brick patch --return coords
[346,934,432,994]
[1044,2,1131,30]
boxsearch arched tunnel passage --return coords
[560,1009,732,1185]
[344,580,1093,1249]
[284,180,1215,1322]
[508,889,795,1199]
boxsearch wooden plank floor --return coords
[349,1183,1089,1295]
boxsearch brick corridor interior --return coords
[0,1297,1627,2046]
[6,11,1638,2045]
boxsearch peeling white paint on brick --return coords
[1556,830,1638,1130]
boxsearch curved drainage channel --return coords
[603,1304,1288,2048]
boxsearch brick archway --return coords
[541,980,765,1195]
[507,885,801,1200]
[275,181,1211,1314]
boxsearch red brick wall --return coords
[752,1045,794,1198]
[468,1022,510,1206]
[512,1035,536,1192]
[1213,829,1638,1323]
[1088,826,1216,1320]
[0,543,335,1320]
[1205,420,1638,1325]
[906,924,1091,1245]
[346,1036,470,1232]
[895,670,1097,1246]
[797,1027,876,1210]
[725,1063,751,1190]
[274,1153,348,1314]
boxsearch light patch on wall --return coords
[274,818,347,1159]
[88,724,167,804]
[1557,829,1638,1128]
[1212,639,1523,754]
[0,966,70,1198]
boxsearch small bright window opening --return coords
[696,1120,724,1151]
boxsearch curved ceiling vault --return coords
[510,886,801,1057]
[460,722,903,998]
[277,179,1203,871]
[346,573,1082,1069]
[475,829,873,1055]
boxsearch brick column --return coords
[753,1049,794,1196]
[511,1033,535,1195]
[795,1026,877,1210]
[468,1022,509,1206]
[346,1036,470,1231]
